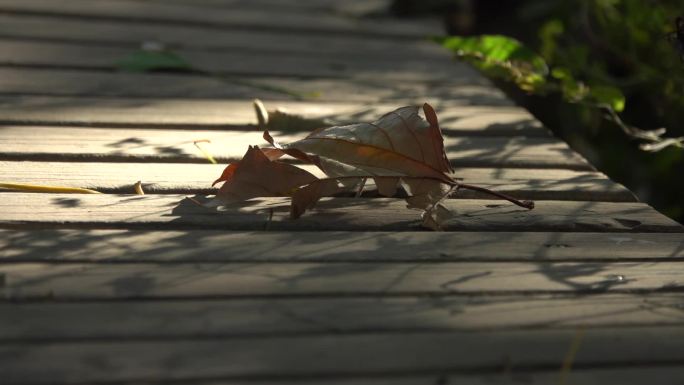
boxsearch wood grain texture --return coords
[0,14,449,58]
[0,96,540,133]
[1,294,683,340]
[0,194,679,232]
[2,230,682,262]
[0,39,474,81]
[0,0,442,38]
[2,261,682,300]
[0,161,634,201]
[0,127,587,169]
[1,327,683,384]
[0,68,514,107]
[3,1,681,383]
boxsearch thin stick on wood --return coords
[0,182,101,194]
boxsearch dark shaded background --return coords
[393,0,684,223]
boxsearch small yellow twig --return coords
[0,182,101,194]
[559,328,585,385]
[193,139,217,164]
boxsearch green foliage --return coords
[520,0,684,129]
[438,0,684,221]
[435,35,548,91]
[116,49,194,73]
[588,85,625,112]
[437,34,627,112]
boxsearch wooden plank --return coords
[1,294,683,340]
[0,369,678,385]
[0,14,451,58]
[0,0,442,38]
[0,39,473,81]
[0,162,634,201]
[1,195,678,232]
[3,261,683,300]
[172,368,684,385]
[0,95,537,132]
[0,68,514,107]
[137,0,392,17]
[0,127,587,169]
[0,68,298,100]
[1,327,683,384]
[2,230,682,262]
[0,368,674,385]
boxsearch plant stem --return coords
[457,183,535,209]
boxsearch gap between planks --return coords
[0,195,679,232]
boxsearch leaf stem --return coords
[457,183,535,209]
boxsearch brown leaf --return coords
[269,104,454,183]
[214,145,319,205]
[290,176,452,222]
[290,178,347,219]
[402,178,454,211]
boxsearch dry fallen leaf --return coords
[212,145,318,205]
[264,103,453,183]
[212,103,533,229]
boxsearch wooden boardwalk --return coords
[1,1,683,384]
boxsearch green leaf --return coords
[435,35,549,92]
[435,35,549,75]
[589,85,626,112]
[116,50,194,73]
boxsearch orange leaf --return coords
[214,145,319,204]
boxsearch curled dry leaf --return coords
[264,103,453,182]
[289,176,453,222]
[212,145,318,205]
[212,103,534,230]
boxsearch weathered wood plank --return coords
[0,96,540,133]
[138,0,391,16]
[0,68,514,106]
[2,230,682,262]
[0,68,298,100]
[0,127,587,169]
[0,369,677,385]
[0,39,472,81]
[0,14,450,59]
[1,294,682,340]
[177,368,684,385]
[2,261,682,300]
[0,195,679,232]
[0,368,674,385]
[0,161,633,201]
[0,0,442,38]
[1,327,683,384]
